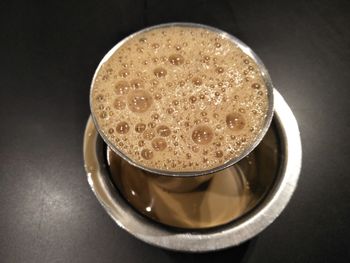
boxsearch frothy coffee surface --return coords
[91,26,269,172]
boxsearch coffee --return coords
[107,122,280,228]
[91,26,269,171]
[108,147,253,228]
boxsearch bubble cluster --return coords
[91,26,269,171]
[143,129,155,140]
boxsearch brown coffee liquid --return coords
[92,26,269,172]
[107,121,279,229]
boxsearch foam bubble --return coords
[116,121,130,134]
[100,111,107,119]
[154,67,167,77]
[192,77,202,86]
[96,94,104,102]
[113,98,126,110]
[141,149,153,160]
[152,138,167,151]
[189,96,197,103]
[216,67,224,74]
[157,125,171,137]
[215,150,223,158]
[169,54,184,65]
[119,69,130,78]
[127,90,153,113]
[252,83,261,89]
[130,79,143,89]
[135,123,146,133]
[226,113,246,131]
[179,80,185,87]
[148,122,156,128]
[192,125,214,145]
[154,93,162,100]
[191,145,199,153]
[151,113,160,120]
[151,79,159,86]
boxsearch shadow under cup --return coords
[107,120,280,229]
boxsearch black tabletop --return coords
[1,0,349,262]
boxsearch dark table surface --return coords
[1,0,349,262]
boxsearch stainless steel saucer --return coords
[83,89,302,252]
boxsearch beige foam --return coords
[91,26,269,171]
